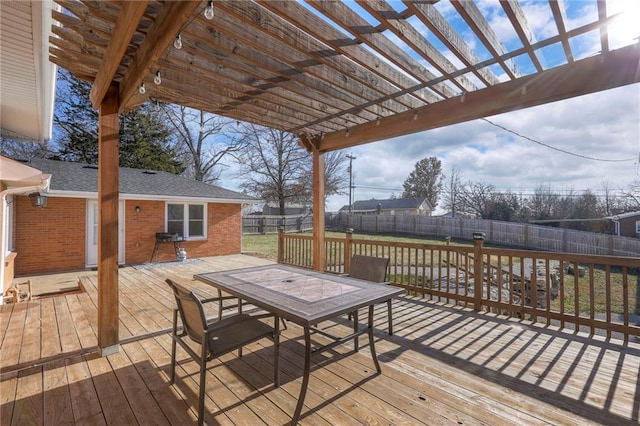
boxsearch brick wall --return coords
[124,200,167,263]
[14,197,244,275]
[14,196,86,275]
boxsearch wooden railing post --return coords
[344,228,353,274]
[473,232,485,311]
[277,227,284,264]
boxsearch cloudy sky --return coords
[326,83,640,212]
[322,0,640,212]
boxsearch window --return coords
[167,203,206,239]
[635,220,640,234]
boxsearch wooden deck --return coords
[1,254,639,425]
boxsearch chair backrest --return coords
[349,254,389,282]
[166,279,208,344]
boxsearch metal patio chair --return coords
[165,278,277,425]
[348,254,394,335]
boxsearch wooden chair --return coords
[165,279,277,426]
[348,254,394,335]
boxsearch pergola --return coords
[47,0,640,354]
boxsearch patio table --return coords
[194,263,404,424]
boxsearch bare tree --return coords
[441,167,464,217]
[161,105,244,183]
[459,180,496,218]
[235,125,311,215]
[527,185,558,220]
[619,179,640,211]
[0,138,53,160]
[320,150,349,202]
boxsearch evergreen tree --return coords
[52,69,183,173]
[402,156,443,208]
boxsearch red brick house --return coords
[11,158,256,276]
[608,211,640,238]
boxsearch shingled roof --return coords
[342,197,432,212]
[27,158,255,203]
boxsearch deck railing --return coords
[278,231,640,343]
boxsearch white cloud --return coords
[326,83,640,212]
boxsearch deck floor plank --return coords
[0,371,17,425]
[106,349,171,425]
[0,302,14,347]
[64,355,104,424]
[1,303,26,368]
[43,359,74,425]
[84,354,139,425]
[53,296,82,354]
[12,366,43,425]
[40,297,62,359]
[2,254,639,425]
[121,340,197,425]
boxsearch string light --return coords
[204,1,214,20]
[173,33,182,50]
[138,82,146,94]
[154,71,162,85]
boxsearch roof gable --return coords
[347,197,432,212]
[27,158,255,202]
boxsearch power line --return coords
[482,118,637,162]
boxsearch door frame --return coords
[86,199,125,267]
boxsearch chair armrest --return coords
[200,295,238,304]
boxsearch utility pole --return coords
[346,154,356,214]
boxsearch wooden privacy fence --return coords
[278,231,640,343]
[243,215,312,234]
[339,214,640,257]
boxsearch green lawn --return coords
[242,232,468,261]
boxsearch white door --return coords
[86,200,125,267]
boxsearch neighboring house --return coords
[341,197,433,216]
[607,211,640,237]
[11,159,257,276]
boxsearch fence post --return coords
[473,232,485,311]
[277,227,284,264]
[344,228,353,274]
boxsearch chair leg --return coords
[170,310,178,384]
[387,299,393,335]
[198,345,207,426]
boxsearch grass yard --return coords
[242,232,466,261]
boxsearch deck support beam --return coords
[312,149,325,271]
[97,83,120,355]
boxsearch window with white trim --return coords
[167,203,206,239]
[635,220,640,234]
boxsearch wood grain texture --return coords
[1,254,638,425]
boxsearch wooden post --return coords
[312,149,325,271]
[344,229,353,274]
[98,83,120,356]
[472,232,485,312]
[277,227,284,264]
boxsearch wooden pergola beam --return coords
[312,149,325,272]
[89,1,148,109]
[318,43,640,152]
[97,83,120,355]
[119,1,202,111]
